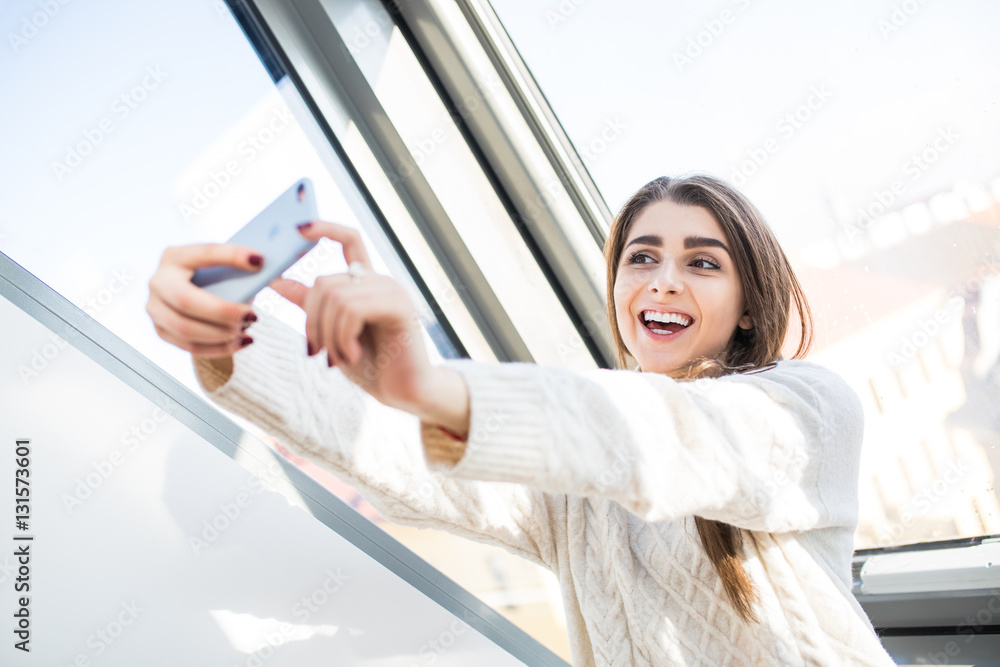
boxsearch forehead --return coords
[626,200,726,243]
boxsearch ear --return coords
[738,310,753,331]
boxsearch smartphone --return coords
[191,178,318,304]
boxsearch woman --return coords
[147,175,895,665]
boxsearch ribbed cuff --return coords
[426,359,550,485]
[193,308,309,437]
[420,421,468,466]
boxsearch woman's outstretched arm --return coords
[417,357,865,535]
[193,310,559,570]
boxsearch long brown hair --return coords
[603,174,813,624]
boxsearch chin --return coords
[630,354,680,376]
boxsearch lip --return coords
[637,308,694,342]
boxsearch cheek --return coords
[613,270,640,302]
[612,280,627,314]
[612,282,633,335]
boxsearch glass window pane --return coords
[321,0,597,373]
[0,286,537,666]
[0,1,570,662]
[0,0,459,398]
[489,0,1000,548]
[0,0,468,525]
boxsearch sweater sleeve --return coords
[430,358,865,534]
[193,311,558,569]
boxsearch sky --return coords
[490,0,1000,249]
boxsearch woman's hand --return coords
[147,244,262,357]
[269,221,439,416]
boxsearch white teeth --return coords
[642,311,691,327]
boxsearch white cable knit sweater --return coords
[193,311,896,666]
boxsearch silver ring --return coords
[348,261,366,284]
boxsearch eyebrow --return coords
[624,234,730,256]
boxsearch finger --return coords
[304,279,331,359]
[335,300,366,366]
[153,265,256,329]
[268,277,309,308]
[153,244,262,326]
[162,243,265,273]
[296,221,373,271]
[320,283,345,367]
[154,323,253,357]
[148,298,251,346]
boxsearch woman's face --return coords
[613,200,752,375]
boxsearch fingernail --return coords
[297,222,313,232]
[307,341,315,356]
[241,336,254,347]
[242,312,257,324]
[327,352,334,367]
[249,254,263,267]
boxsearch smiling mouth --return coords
[639,311,693,337]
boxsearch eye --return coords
[690,256,720,270]
[625,250,653,265]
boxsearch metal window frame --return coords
[852,532,1000,657]
[240,0,535,363]
[0,250,569,666]
[387,0,618,368]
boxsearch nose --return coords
[649,260,683,294]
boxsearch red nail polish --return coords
[327,352,334,367]
[241,336,253,347]
[242,312,257,323]
[249,254,263,267]
[297,222,313,232]
[307,341,315,356]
